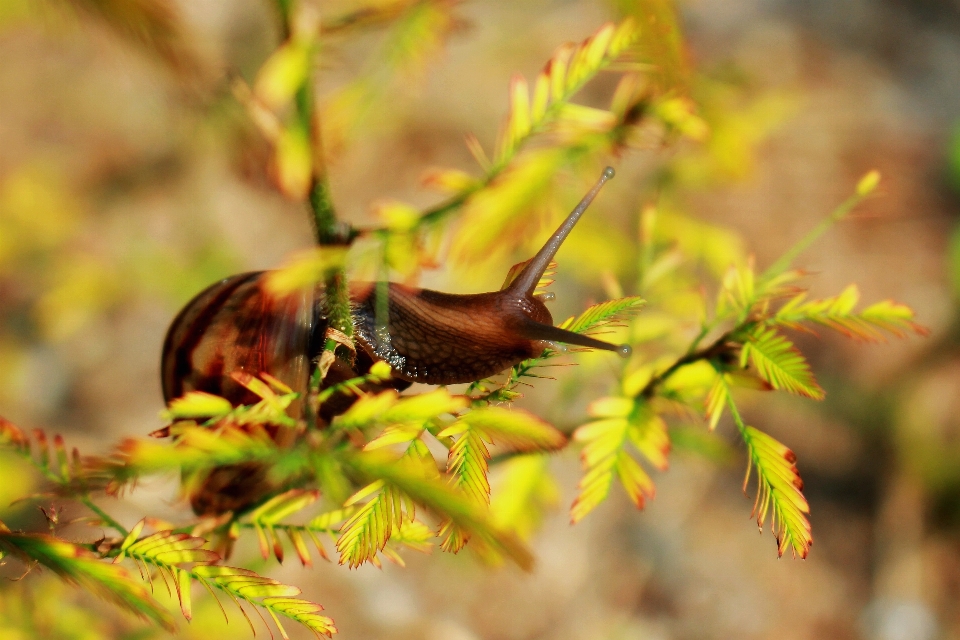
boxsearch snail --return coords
[161,166,628,513]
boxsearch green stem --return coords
[759,191,866,285]
[637,331,734,400]
[722,377,749,438]
[272,7,354,405]
[80,496,129,537]
[236,521,338,534]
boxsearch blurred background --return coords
[2,0,960,638]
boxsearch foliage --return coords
[0,1,929,637]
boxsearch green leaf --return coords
[0,416,29,450]
[859,299,929,339]
[774,284,928,342]
[87,424,281,491]
[741,426,812,558]
[721,380,812,559]
[124,530,221,566]
[335,390,399,429]
[253,40,312,111]
[378,519,435,568]
[491,454,560,541]
[494,19,639,165]
[560,296,646,334]
[176,568,192,621]
[441,428,491,509]
[316,363,393,406]
[381,389,468,423]
[242,490,322,564]
[703,368,770,430]
[191,565,337,637]
[448,18,641,264]
[570,398,669,523]
[249,489,321,525]
[716,261,756,318]
[0,527,174,631]
[262,247,348,296]
[336,480,413,568]
[740,327,825,400]
[160,392,233,422]
[343,451,533,570]
[705,372,730,431]
[436,408,565,551]
[456,407,566,452]
[114,518,146,563]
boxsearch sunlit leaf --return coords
[743,430,812,558]
[774,284,928,342]
[160,392,233,422]
[336,480,412,568]
[570,398,669,523]
[0,526,174,631]
[491,454,560,541]
[740,327,825,400]
[560,296,646,334]
[343,451,533,569]
[192,565,336,636]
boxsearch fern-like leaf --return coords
[570,397,669,523]
[775,284,928,341]
[457,406,567,453]
[192,565,337,638]
[560,296,646,335]
[705,373,729,431]
[0,416,29,451]
[336,480,414,568]
[344,451,533,569]
[495,19,639,165]
[740,327,825,400]
[87,423,280,493]
[247,490,321,565]
[117,525,336,636]
[449,19,641,263]
[161,372,300,428]
[720,380,812,558]
[443,428,491,507]
[436,408,565,551]
[433,427,489,554]
[0,524,174,631]
[239,506,359,567]
[0,418,83,487]
[741,426,812,558]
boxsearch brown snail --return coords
[161,166,628,513]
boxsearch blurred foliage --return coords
[0,0,933,637]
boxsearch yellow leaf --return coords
[274,123,313,200]
[856,170,881,196]
[337,391,399,429]
[254,41,311,111]
[161,392,233,421]
[264,247,348,296]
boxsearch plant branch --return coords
[638,331,735,400]
[80,496,129,537]
[760,171,879,285]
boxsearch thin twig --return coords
[80,496,129,537]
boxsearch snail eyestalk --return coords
[510,166,616,296]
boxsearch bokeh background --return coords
[2,0,960,638]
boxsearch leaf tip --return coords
[856,170,881,196]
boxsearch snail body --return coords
[162,167,626,411]
[161,167,626,514]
